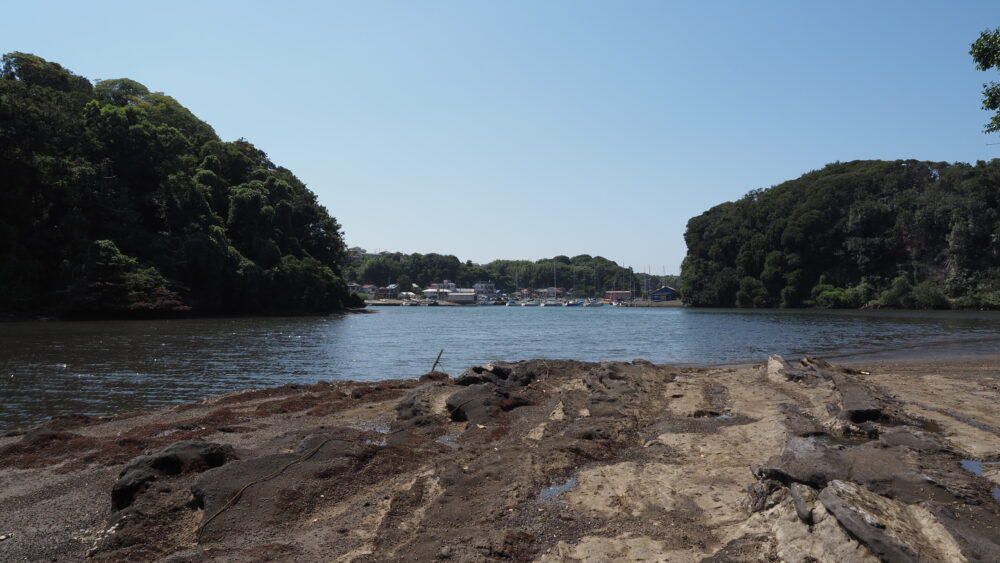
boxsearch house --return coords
[423,288,449,301]
[445,288,476,304]
[347,282,362,294]
[605,290,632,302]
[361,284,378,298]
[538,287,563,299]
[473,281,496,296]
[650,286,678,302]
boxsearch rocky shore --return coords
[1,356,999,561]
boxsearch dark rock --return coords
[924,501,1000,562]
[112,441,236,510]
[745,479,782,513]
[789,483,816,525]
[778,403,823,437]
[877,427,945,452]
[419,371,449,383]
[819,480,918,562]
[832,373,882,423]
[755,437,919,493]
[445,384,505,423]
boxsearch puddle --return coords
[994,488,1000,504]
[960,459,983,476]
[716,413,733,420]
[539,476,577,500]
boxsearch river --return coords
[2,306,999,429]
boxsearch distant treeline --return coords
[0,53,359,316]
[680,159,1000,309]
[346,253,679,297]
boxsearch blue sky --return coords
[4,1,1000,273]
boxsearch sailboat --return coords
[583,264,605,306]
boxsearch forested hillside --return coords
[680,159,1000,309]
[347,252,677,297]
[0,53,359,316]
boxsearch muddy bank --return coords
[1,356,998,561]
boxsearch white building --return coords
[473,281,496,295]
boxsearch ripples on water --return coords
[1,307,999,429]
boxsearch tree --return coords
[971,27,1000,133]
[0,52,354,316]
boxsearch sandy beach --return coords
[1,354,998,562]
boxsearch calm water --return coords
[2,306,1000,429]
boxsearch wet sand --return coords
[1,355,998,561]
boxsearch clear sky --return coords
[4,1,1000,273]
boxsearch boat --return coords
[563,300,584,307]
[583,299,605,307]
[521,300,540,307]
[540,299,563,307]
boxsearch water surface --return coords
[2,307,999,429]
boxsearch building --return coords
[473,281,496,296]
[422,288,449,301]
[605,290,632,302]
[538,287,563,298]
[445,288,476,304]
[650,286,678,302]
[361,284,378,298]
[347,282,361,294]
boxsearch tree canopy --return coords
[0,52,358,316]
[971,27,1000,133]
[680,160,1000,309]
[346,252,677,298]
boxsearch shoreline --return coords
[1,354,998,561]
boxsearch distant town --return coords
[349,278,679,307]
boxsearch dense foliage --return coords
[680,160,1000,309]
[346,252,678,298]
[971,27,1000,133]
[0,53,358,315]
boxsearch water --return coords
[2,307,1000,429]
[539,476,578,499]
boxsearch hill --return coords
[0,53,358,316]
[680,159,1000,308]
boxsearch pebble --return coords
[0,534,10,541]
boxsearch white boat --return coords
[521,300,540,307]
[583,299,604,307]
[540,299,563,307]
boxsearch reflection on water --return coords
[1,307,999,429]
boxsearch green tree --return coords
[971,27,1000,133]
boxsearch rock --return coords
[445,384,505,423]
[819,480,964,563]
[878,427,945,452]
[923,501,1000,562]
[419,371,449,383]
[777,403,823,437]
[746,479,783,513]
[112,441,236,510]
[766,355,792,382]
[789,483,816,525]
[831,373,882,423]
